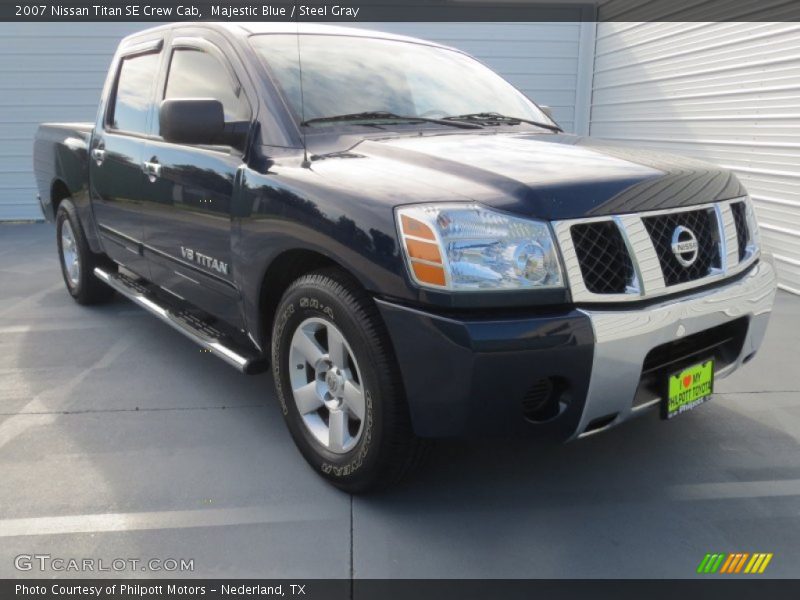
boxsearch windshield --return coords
[249,34,553,128]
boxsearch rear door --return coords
[140,36,253,326]
[89,42,163,277]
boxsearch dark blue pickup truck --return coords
[33,23,777,491]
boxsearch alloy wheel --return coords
[288,317,366,453]
[60,220,81,287]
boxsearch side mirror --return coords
[159,98,224,145]
[539,105,555,121]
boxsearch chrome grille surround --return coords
[553,198,760,303]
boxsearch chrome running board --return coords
[94,267,266,374]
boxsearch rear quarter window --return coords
[109,52,160,134]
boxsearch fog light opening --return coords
[522,377,569,423]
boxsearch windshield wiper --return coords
[443,112,563,133]
[301,111,483,130]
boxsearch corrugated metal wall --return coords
[590,17,800,294]
[0,20,589,221]
[0,23,146,221]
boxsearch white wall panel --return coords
[0,23,146,221]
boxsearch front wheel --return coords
[271,269,426,493]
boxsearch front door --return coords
[140,39,253,327]
[90,47,162,278]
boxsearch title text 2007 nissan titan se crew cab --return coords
[33,23,777,491]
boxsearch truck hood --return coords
[330,132,745,220]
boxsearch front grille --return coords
[554,198,757,303]
[642,208,721,286]
[730,201,749,261]
[570,221,634,294]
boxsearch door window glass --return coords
[109,52,160,134]
[164,49,250,122]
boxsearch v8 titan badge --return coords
[663,360,714,420]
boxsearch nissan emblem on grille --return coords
[671,225,699,267]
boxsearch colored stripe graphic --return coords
[697,554,713,574]
[721,553,738,573]
[734,553,749,573]
[720,554,736,573]
[721,553,734,573]
[722,553,736,573]
[759,553,773,573]
[745,554,761,574]
[709,554,725,573]
[700,552,773,574]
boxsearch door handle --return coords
[91,148,106,165]
[143,160,162,181]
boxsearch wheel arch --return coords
[256,248,357,350]
[51,178,72,215]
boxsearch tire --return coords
[56,198,115,305]
[271,268,426,493]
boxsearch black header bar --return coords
[3,0,800,22]
[5,579,800,600]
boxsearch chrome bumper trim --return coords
[572,256,778,439]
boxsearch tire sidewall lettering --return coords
[299,295,335,321]
[272,302,295,416]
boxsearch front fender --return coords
[234,164,410,348]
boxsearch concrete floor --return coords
[1,222,799,579]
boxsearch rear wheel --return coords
[272,268,426,493]
[56,198,115,305]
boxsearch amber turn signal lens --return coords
[405,238,442,264]
[398,209,447,287]
[401,214,436,240]
[411,262,446,286]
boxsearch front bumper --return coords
[376,256,777,439]
[574,255,776,439]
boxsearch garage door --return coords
[0,23,146,221]
[0,20,591,221]
[590,18,800,294]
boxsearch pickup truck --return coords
[33,22,778,492]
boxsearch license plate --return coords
[662,360,714,420]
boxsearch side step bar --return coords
[94,267,266,374]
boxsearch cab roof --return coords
[121,22,455,53]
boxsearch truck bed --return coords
[33,122,94,221]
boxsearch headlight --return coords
[395,203,564,291]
